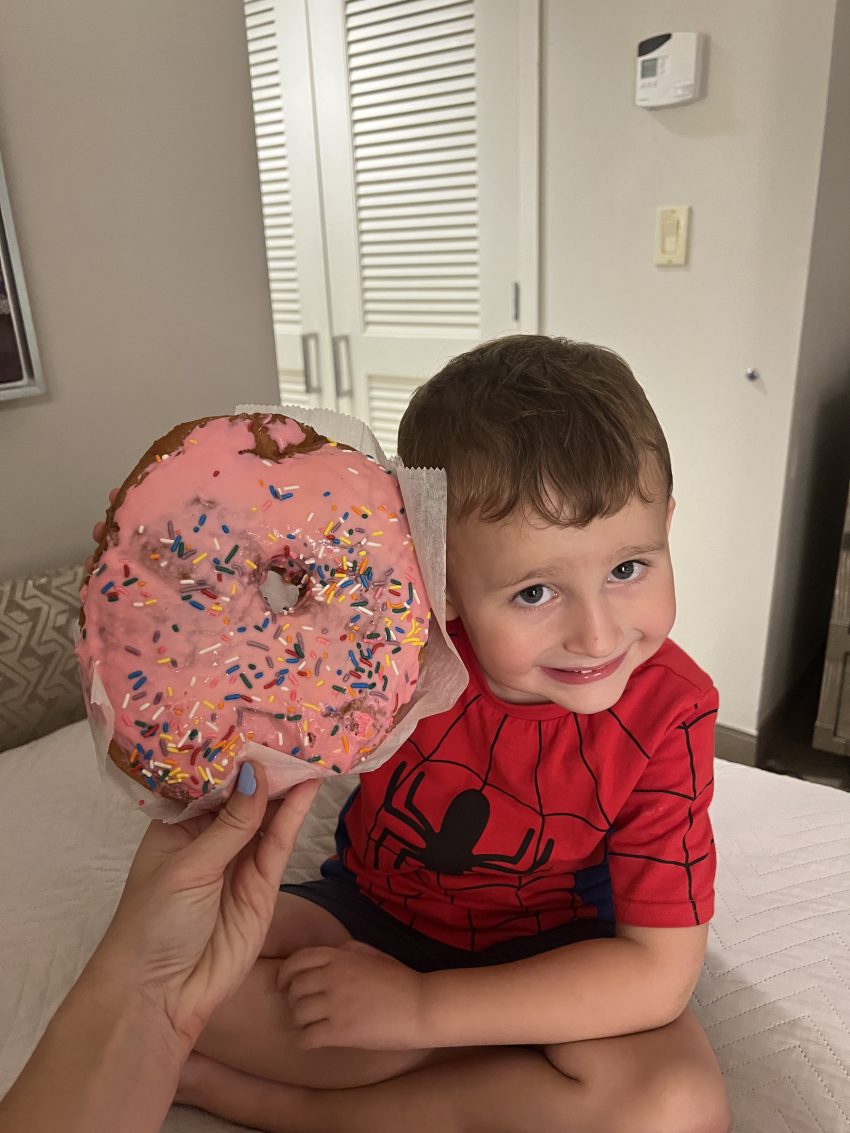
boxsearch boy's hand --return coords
[277,942,427,1050]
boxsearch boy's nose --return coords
[561,600,623,662]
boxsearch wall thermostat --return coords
[636,32,707,108]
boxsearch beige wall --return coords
[541,0,842,732]
[2,1,848,737]
[760,0,850,721]
[0,0,278,578]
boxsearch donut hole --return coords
[261,562,309,614]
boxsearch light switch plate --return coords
[654,206,690,265]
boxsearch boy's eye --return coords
[515,584,555,607]
[610,560,646,582]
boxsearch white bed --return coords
[1,721,848,1132]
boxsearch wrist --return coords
[80,951,195,1060]
[0,959,191,1133]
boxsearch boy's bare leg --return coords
[195,893,438,1088]
[258,891,352,957]
[181,1009,730,1133]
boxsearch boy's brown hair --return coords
[398,335,672,527]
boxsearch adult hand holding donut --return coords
[98,762,320,1044]
[0,765,319,1133]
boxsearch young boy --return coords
[178,336,731,1133]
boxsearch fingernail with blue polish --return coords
[237,763,256,796]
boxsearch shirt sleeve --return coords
[606,684,718,927]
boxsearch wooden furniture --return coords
[814,483,850,756]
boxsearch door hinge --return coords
[512,282,520,322]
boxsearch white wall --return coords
[541,0,841,733]
[760,0,850,721]
[0,1,278,578]
[2,1,847,738]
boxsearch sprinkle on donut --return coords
[77,414,430,801]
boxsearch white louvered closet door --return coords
[245,0,335,408]
[308,0,539,453]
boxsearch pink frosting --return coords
[77,416,429,800]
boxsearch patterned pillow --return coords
[0,564,86,752]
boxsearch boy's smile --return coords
[445,494,677,714]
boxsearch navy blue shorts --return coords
[280,877,615,973]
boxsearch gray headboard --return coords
[0,563,86,752]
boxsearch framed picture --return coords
[0,148,45,402]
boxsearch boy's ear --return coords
[444,533,459,620]
[666,496,676,534]
[444,589,459,622]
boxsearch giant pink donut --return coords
[77,414,430,801]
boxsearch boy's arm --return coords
[419,922,708,1047]
[280,922,707,1050]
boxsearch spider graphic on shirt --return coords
[358,700,612,929]
[372,758,557,875]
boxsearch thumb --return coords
[182,761,267,878]
[255,777,321,884]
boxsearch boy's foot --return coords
[174,1051,215,1109]
[175,1051,307,1131]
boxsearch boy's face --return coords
[445,493,676,714]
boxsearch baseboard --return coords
[716,725,761,770]
[712,654,817,772]
[715,724,758,768]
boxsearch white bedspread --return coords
[1,721,848,1132]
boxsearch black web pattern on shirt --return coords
[606,705,717,923]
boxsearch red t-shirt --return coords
[324,620,718,950]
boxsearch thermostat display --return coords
[636,32,706,108]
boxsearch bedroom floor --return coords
[756,657,850,791]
